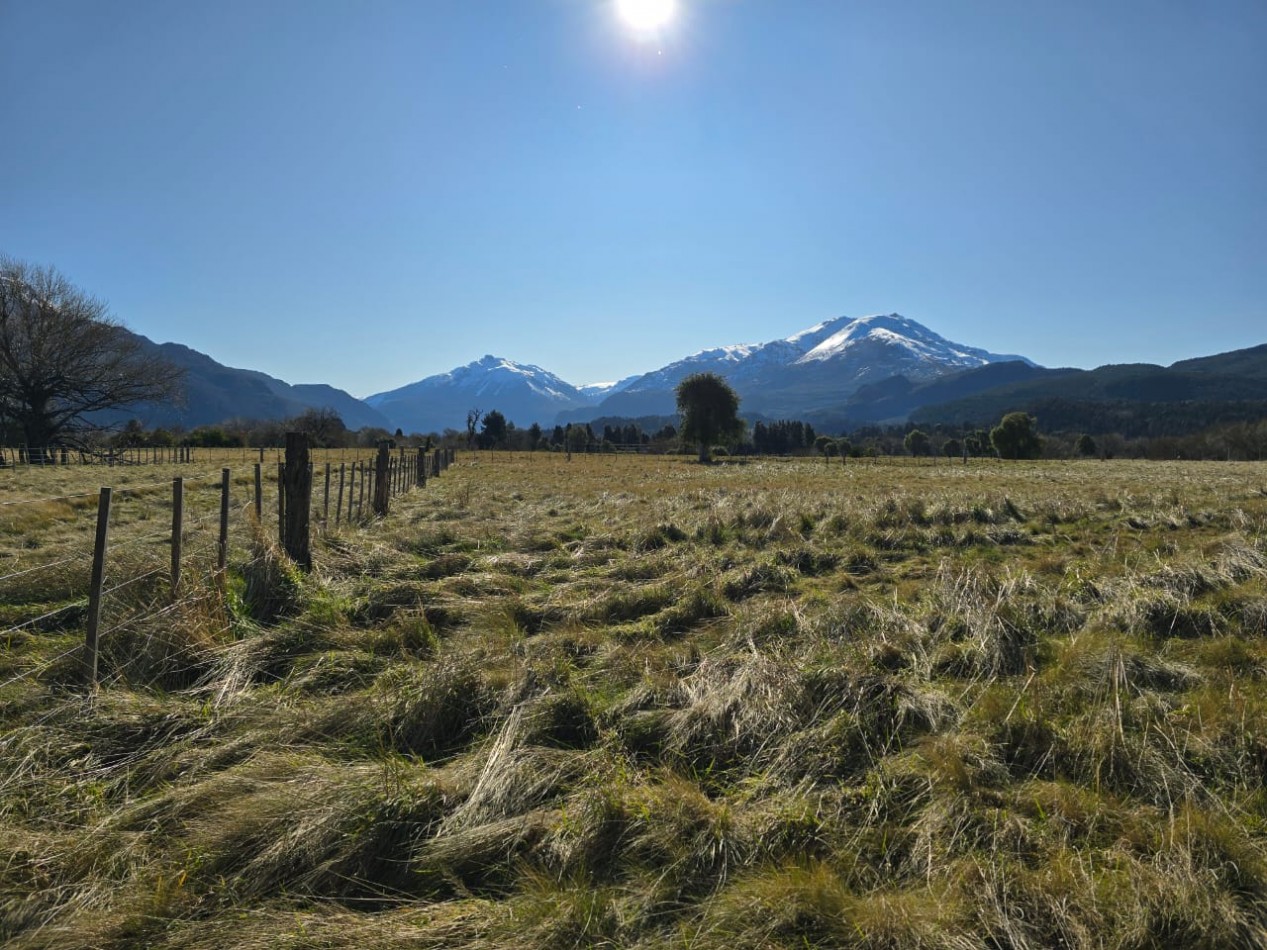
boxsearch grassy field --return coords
[4,451,1267,948]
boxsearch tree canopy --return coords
[991,412,1044,459]
[904,429,931,457]
[480,410,508,448]
[0,258,182,458]
[675,373,743,463]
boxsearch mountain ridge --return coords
[362,313,1031,433]
[99,317,1265,439]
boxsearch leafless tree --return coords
[288,407,349,448]
[465,407,482,449]
[0,257,183,460]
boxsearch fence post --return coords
[324,462,331,526]
[218,468,230,573]
[282,432,312,569]
[254,463,263,522]
[374,441,390,516]
[357,460,366,520]
[171,477,183,600]
[85,486,112,686]
[277,463,285,544]
[336,462,345,525]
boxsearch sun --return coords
[616,0,677,34]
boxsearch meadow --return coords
[3,450,1267,948]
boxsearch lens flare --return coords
[616,0,677,33]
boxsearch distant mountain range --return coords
[366,314,1033,433]
[98,331,391,432]
[364,355,598,436]
[106,316,1266,439]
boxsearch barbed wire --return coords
[99,566,169,600]
[0,600,89,640]
[0,490,102,508]
[0,552,92,585]
[100,530,174,554]
[0,642,85,694]
[94,587,221,642]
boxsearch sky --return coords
[2,0,1264,398]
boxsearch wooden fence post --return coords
[85,487,112,686]
[357,460,366,521]
[374,441,390,516]
[336,462,345,525]
[277,462,285,544]
[218,468,230,573]
[254,463,263,522]
[323,462,331,525]
[171,477,183,600]
[282,432,312,569]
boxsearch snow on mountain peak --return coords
[793,313,997,368]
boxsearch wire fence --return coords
[0,444,457,690]
[0,444,424,469]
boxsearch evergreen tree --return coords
[676,373,744,463]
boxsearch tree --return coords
[480,409,508,448]
[943,438,962,460]
[904,429,931,457]
[991,412,1044,460]
[0,258,182,459]
[1076,433,1097,458]
[290,407,348,448]
[527,422,542,450]
[814,434,835,465]
[676,373,743,463]
[465,408,483,449]
[835,438,852,462]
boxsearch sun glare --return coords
[616,0,677,34]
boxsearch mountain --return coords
[98,316,1264,440]
[913,346,1267,437]
[357,314,1035,433]
[366,355,596,434]
[97,334,392,431]
[1171,344,1267,381]
[581,314,1032,422]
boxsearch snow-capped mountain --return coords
[366,355,594,434]
[796,314,1019,367]
[578,375,642,401]
[365,315,1034,433]
[590,314,1032,419]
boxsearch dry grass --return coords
[3,451,1267,948]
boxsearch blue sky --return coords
[2,0,1264,397]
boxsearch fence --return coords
[0,445,200,466]
[0,438,457,688]
[0,444,448,468]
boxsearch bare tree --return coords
[465,407,482,449]
[0,257,183,460]
[289,407,348,448]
